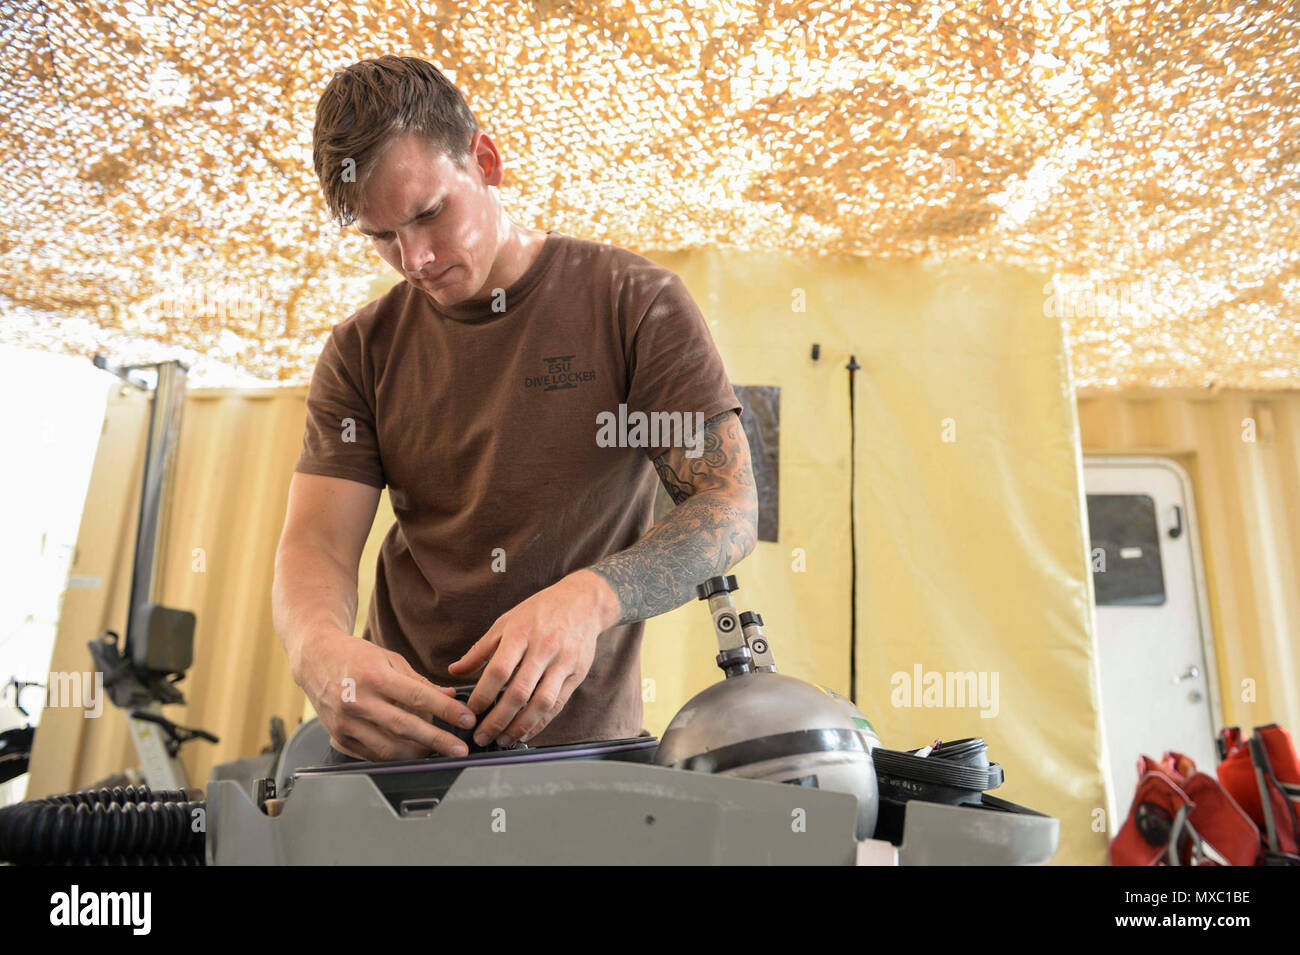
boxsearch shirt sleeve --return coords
[624,271,743,461]
[294,325,387,489]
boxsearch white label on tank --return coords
[1120,547,1143,559]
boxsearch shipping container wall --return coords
[1076,391,1300,739]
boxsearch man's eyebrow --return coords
[357,197,443,236]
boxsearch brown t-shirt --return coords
[295,231,741,746]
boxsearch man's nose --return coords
[399,236,437,275]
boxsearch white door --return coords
[1083,457,1220,835]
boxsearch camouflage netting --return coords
[2,0,1298,387]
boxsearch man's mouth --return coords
[419,266,455,286]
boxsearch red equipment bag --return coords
[1216,723,1300,863]
[1110,751,1260,866]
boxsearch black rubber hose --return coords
[0,785,205,865]
[42,784,192,808]
[60,852,204,866]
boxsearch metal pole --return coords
[125,360,188,658]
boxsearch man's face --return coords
[355,130,497,306]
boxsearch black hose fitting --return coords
[0,785,205,865]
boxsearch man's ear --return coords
[472,131,503,187]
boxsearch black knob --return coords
[739,611,764,627]
[695,575,739,601]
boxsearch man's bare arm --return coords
[272,472,380,677]
[586,409,758,625]
[274,472,477,758]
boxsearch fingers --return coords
[383,656,433,720]
[337,694,471,758]
[448,628,501,681]
[503,668,577,744]
[330,718,429,763]
[463,629,523,719]
[472,641,555,747]
[373,657,476,730]
[336,664,473,757]
[329,734,367,761]
[533,671,583,740]
[392,653,458,698]
[385,653,457,718]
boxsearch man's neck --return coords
[478,222,548,300]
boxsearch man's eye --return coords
[368,208,437,240]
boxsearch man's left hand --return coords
[448,568,619,747]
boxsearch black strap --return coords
[667,728,872,773]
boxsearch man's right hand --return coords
[294,627,478,761]
[273,473,476,761]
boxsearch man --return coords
[273,55,756,763]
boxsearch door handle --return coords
[1172,665,1200,684]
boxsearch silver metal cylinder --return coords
[655,671,880,839]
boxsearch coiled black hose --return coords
[0,785,206,865]
[42,784,191,807]
[60,852,204,866]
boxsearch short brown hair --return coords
[312,55,479,227]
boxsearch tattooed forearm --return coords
[591,493,756,624]
[653,454,693,505]
[590,411,758,625]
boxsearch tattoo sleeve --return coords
[588,410,759,626]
